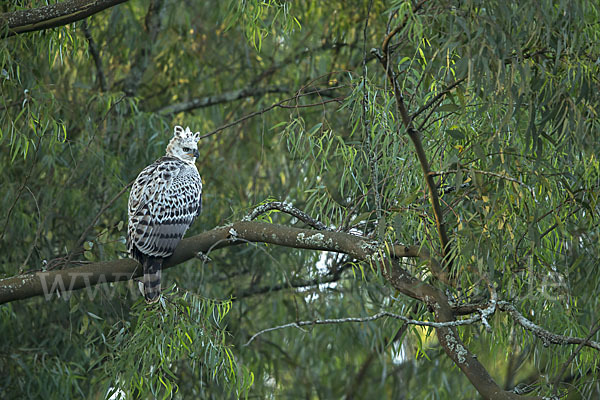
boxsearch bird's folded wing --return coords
[128,158,200,257]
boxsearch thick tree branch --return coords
[0,221,416,305]
[0,0,129,38]
[1,219,594,399]
[382,261,524,400]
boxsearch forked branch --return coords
[1,217,593,399]
[367,2,451,269]
[243,201,330,231]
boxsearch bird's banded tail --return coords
[143,257,163,303]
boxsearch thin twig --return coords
[381,0,427,55]
[362,0,383,234]
[344,307,413,400]
[418,107,456,132]
[244,309,489,346]
[242,201,329,231]
[65,94,126,187]
[20,186,43,271]
[122,0,164,96]
[371,64,451,267]
[250,42,355,87]
[430,169,534,197]
[372,0,451,267]
[82,19,108,92]
[498,302,600,351]
[1,136,41,240]
[199,86,346,140]
[157,86,291,115]
[552,320,600,394]
[235,261,351,299]
[65,180,134,265]
[412,77,466,120]
[277,96,345,109]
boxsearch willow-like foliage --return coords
[1,1,598,398]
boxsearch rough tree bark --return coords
[2,220,594,399]
[0,0,129,38]
[0,221,418,305]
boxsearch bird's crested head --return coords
[166,125,200,164]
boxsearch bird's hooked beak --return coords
[190,149,200,158]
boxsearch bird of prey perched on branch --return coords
[127,125,202,303]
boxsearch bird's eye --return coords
[182,147,191,152]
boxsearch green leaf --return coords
[447,128,464,139]
[437,103,459,112]
[308,122,323,136]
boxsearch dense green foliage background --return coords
[1,0,599,398]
